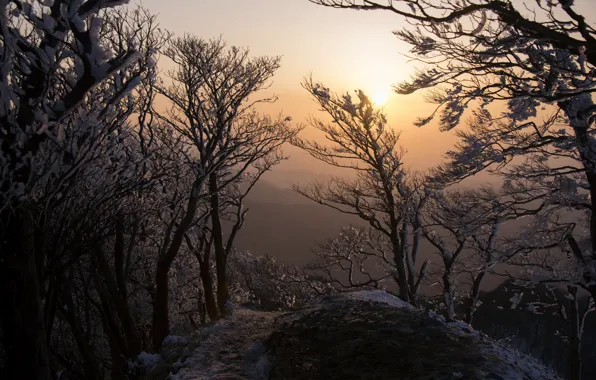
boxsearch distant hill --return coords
[231,178,507,293]
[233,180,363,264]
[243,180,313,205]
[255,169,339,189]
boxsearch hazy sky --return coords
[139,0,414,91]
[136,0,594,183]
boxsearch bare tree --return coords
[37,8,168,378]
[294,78,429,304]
[143,130,210,349]
[204,110,298,315]
[309,0,596,274]
[307,225,396,290]
[307,2,595,376]
[0,1,158,378]
[422,189,476,320]
[184,226,218,321]
[228,250,331,310]
[505,237,596,380]
[153,35,296,342]
[422,185,566,322]
[185,147,300,321]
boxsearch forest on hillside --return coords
[0,1,595,379]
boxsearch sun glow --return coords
[371,89,390,106]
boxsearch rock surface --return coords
[149,291,561,380]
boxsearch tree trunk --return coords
[566,98,596,277]
[407,225,422,305]
[209,172,230,313]
[95,289,127,380]
[92,255,130,378]
[94,242,142,360]
[442,270,456,321]
[198,290,207,325]
[152,265,170,349]
[465,271,486,325]
[112,221,142,358]
[390,234,410,303]
[564,99,595,380]
[0,211,51,380]
[567,287,582,380]
[199,263,219,321]
[152,174,206,348]
[62,284,101,380]
[109,341,127,380]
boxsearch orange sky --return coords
[136,0,594,184]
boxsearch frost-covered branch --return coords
[294,78,429,304]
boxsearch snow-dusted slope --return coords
[342,291,559,380]
[141,290,560,380]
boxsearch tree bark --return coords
[209,172,230,313]
[0,211,51,380]
[390,233,410,303]
[186,232,218,322]
[61,280,101,380]
[442,269,456,321]
[407,224,422,305]
[199,262,219,321]
[152,174,205,348]
[112,220,141,357]
[565,98,596,270]
[93,239,142,373]
[94,286,128,380]
[465,271,486,325]
[567,287,582,380]
[152,265,170,349]
[197,289,207,325]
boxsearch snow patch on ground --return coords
[163,335,188,346]
[342,290,416,310]
[130,351,160,372]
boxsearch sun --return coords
[371,90,390,106]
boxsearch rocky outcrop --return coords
[266,292,560,380]
[144,291,561,380]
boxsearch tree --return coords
[153,35,296,342]
[228,250,331,310]
[421,189,475,321]
[307,225,396,290]
[309,0,596,289]
[185,136,299,321]
[308,2,595,377]
[203,108,297,315]
[140,122,210,349]
[505,240,596,380]
[422,185,566,322]
[294,78,429,304]
[0,1,156,378]
[184,225,219,321]
[13,6,166,378]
